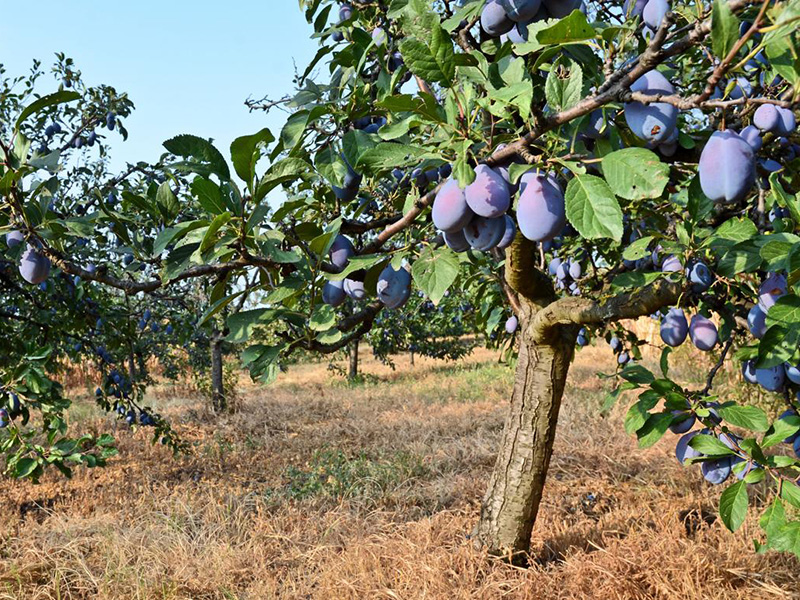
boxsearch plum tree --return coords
[3,0,800,567]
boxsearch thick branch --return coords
[530,277,683,344]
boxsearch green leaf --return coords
[190,177,227,215]
[226,309,269,343]
[711,0,740,59]
[200,212,232,253]
[717,405,769,432]
[544,57,583,112]
[230,128,274,185]
[398,25,455,86]
[565,174,623,241]
[760,497,786,539]
[689,434,735,456]
[602,148,670,200]
[241,344,283,384]
[637,412,673,448]
[411,246,459,305]
[14,457,40,479]
[255,157,310,201]
[719,481,748,532]
[770,522,800,558]
[279,106,329,153]
[610,271,663,291]
[327,254,386,281]
[716,241,762,277]
[536,10,596,44]
[764,1,800,86]
[356,143,436,171]
[156,182,180,222]
[766,294,800,329]
[163,134,231,181]
[622,235,654,261]
[309,305,336,332]
[619,364,655,384]
[762,415,800,449]
[706,217,758,249]
[15,91,80,130]
[781,481,800,510]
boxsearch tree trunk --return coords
[210,330,226,412]
[475,305,575,564]
[348,339,359,380]
[410,351,415,366]
[128,346,136,384]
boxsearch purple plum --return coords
[516,171,566,242]
[689,314,717,351]
[624,70,678,144]
[19,246,51,285]
[660,307,688,347]
[465,165,511,218]
[433,179,474,233]
[698,130,755,203]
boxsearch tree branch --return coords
[529,277,684,344]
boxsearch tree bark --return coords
[348,339,359,380]
[475,299,575,564]
[210,329,226,412]
[474,234,681,563]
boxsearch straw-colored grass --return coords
[0,342,798,599]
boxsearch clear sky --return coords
[0,1,321,172]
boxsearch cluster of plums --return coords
[548,254,584,297]
[608,335,632,365]
[137,307,172,334]
[480,0,584,41]
[673,406,800,486]
[659,307,718,351]
[433,164,564,254]
[323,234,412,310]
[740,273,799,393]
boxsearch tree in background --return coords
[2,0,800,565]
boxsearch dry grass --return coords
[0,343,798,600]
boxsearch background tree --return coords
[2,0,800,566]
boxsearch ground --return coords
[0,342,798,599]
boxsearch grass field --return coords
[1,343,798,599]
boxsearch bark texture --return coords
[210,329,226,413]
[475,235,682,562]
[475,298,575,563]
[348,339,359,380]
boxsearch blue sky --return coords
[0,1,321,172]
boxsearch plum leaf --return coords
[602,148,669,200]
[719,481,748,532]
[544,57,582,112]
[411,246,459,305]
[536,10,596,44]
[163,134,230,181]
[398,25,455,86]
[711,0,739,59]
[717,405,769,432]
[565,174,623,241]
